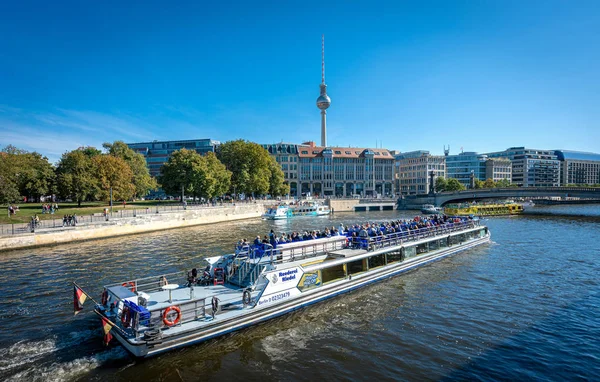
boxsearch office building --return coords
[395,151,446,195]
[486,147,560,187]
[554,150,600,185]
[127,139,220,177]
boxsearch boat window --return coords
[297,271,322,291]
[405,246,417,259]
[386,250,403,264]
[368,254,386,269]
[322,264,345,284]
[416,243,428,254]
[449,235,460,246]
[429,240,439,251]
[347,259,366,275]
[439,238,448,248]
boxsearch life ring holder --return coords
[122,281,136,292]
[243,290,251,307]
[162,305,181,326]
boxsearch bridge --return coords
[326,198,397,212]
[397,187,600,209]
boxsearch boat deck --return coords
[328,248,368,258]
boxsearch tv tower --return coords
[316,34,331,147]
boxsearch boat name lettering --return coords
[258,291,291,306]
[278,269,298,282]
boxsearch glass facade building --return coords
[486,147,560,187]
[127,139,220,177]
[554,150,600,186]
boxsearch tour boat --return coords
[289,203,330,217]
[76,218,490,358]
[421,204,443,215]
[443,203,523,216]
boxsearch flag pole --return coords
[72,281,101,306]
[92,309,129,337]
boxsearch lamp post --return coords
[110,187,113,215]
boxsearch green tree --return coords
[92,155,135,202]
[496,178,512,188]
[18,152,55,201]
[56,149,98,206]
[217,140,287,196]
[103,141,156,198]
[446,178,466,192]
[483,178,496,188]
[0,149,21,204]
[267,156,289,197]
[158,149,201,198]
[159,150,232,200]
[1,145,55,203]
[473,179,484,189]
[203,151,232,199]
[435,177,447,192]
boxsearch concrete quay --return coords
[0,204,264,252]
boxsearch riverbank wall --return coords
[0,204,264,252]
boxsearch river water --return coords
[1,205,599,381]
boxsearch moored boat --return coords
[74,217,490,358]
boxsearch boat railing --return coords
[275,236,347,263]
[349,220,479,251]
[105,270,187,295]
[117,285,253,338]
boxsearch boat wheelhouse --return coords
[82,218,490,358]
[262,205,292,220]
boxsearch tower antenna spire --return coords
[321,34,325,84]
[316,34,331,147]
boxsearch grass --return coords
[0,200,184,225]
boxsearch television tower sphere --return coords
[316,84,331,110]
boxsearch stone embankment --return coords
[0,204,264,252]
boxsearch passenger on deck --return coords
[187,268,198,286]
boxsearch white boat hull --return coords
[106,229,490,358]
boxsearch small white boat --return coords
[262,205,292,220]
[521,200,535,208]
[75,218,490,358]
[421,204,443,214]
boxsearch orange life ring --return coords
[162,305,181,326]
[122,281,136,292]
[101,289,108,305]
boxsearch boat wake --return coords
[0,330,129,382]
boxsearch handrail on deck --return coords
[350,220,479,251]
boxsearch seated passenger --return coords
[187,268,198,286]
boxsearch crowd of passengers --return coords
[236,215,473,252]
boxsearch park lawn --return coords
[0,200,182,225]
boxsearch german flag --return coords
[101,317,113,346]
[73,286,87,315]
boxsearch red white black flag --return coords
[73,286,87,315]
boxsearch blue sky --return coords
[1,0,599,163]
